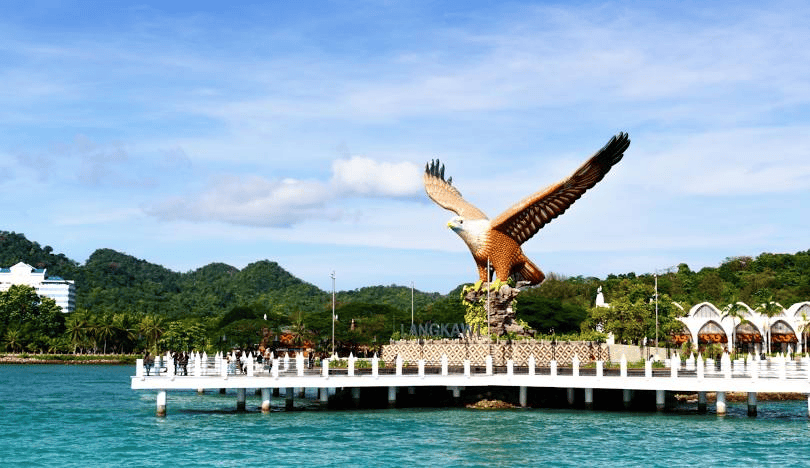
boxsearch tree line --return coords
[2,231,808,354]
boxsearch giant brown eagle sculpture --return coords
[424,132,629,286]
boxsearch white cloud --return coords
[331,156,422,197]
[145,156,424,227]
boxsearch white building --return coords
[0,262,76,313]
[675,301,810,355]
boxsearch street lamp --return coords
[331,271,336,356]
[411,281,415,327]
[654,272,658,348]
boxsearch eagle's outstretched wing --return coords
[490,132,630,245]
[423,159,488,220]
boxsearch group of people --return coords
[141,350,190,376]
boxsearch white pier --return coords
[132,351,810,417]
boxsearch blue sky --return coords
[2,0,809,294]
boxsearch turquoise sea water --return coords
[1,365,809,467]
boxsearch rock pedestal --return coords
[463,282,533,336]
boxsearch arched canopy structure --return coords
[673,301,810,353]
[698,321,727,344]
[770,320,798,344]
[734,321,762,344]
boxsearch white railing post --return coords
[550,360,557,377]
[464,359,471,378]
[396,355,403,376]
[780,354,787,380]
[441,354,448,376]
[283,353,290,372]
[372,354,379,378]
[485,355,493,376]
[195,353,202,377]
[136,359,144,380]
[348,353,355,377]
[670,356,678,379]
[297,353,305,376]
[168,357,175,381]
[528,355,536,376]
[645,359,652,379]
[221,356,228,380]
[620,355,627,378]
[596,360,603,378]
[507,360,514,377]
[322,357,329,379]
[247,354,254,377]
[418,359,425,378]
[722,353,731,379]
[697,353,704,380]
[572,354,580,377]
[750,355,758,380]
[272,358,280,379]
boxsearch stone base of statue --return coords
[462,281,534,337]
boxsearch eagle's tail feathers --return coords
[516,259,545,285]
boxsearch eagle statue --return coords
[424,132,629,286]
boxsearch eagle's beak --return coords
[447,221,453,229]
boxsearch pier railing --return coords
[135,351,810,382]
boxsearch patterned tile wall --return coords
[381,339,609,366]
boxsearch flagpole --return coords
[487,258,491,336]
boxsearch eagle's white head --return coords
[447,216,489,251]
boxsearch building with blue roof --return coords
[0,262,76,312]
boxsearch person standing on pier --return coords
[143,351,154,376]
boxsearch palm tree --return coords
[799,311,810,355]
[3,328,22,352]
[65,310,91,354]
[139,314,165,354]
[95,314,116,355]
[112,313,137,354]
[756,295,783,355]
[289,312,311,348]
[724,301,749,359]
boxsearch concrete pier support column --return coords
[261,388,272,413]
[698,392,707,413]
[388,386,397,407]
[716,391,727,415]
[747,392,757,417]
[655,390,665,411]
[584,388,593,410]
[236,388,246,412]
[519,386,527,408]
[156,390,167,417]
[351,387,361,407]
[566,388,575,406]
[298,388,306,399]
[319,387,329,403]
[622,389,632,409]
[285,387,294,410]
[449,386,461,399]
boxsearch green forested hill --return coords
[0,231,452,320]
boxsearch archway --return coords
[698,321,727,344]
[733,321,762,356]
[770,320,797,354]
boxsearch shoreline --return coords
[0,354,134,365]
[675,392,806,402]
